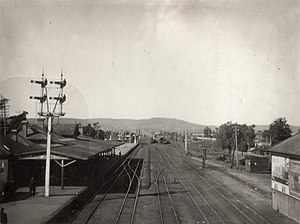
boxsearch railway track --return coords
[161,146,272,224]
[115,148,144,224]
[70,145,143,224]
[156,148,224,224]
[69,141,294,224]
[151,148,164,224]
[153,148,180,224]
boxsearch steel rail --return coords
[152,148,164,224]
[75,146,141,224]
[114,154,143,224]
[130,147,146,224]
[154,149,180,224]
[69,146,138,223]
[172,148,271,224]
[159,149,223,224]
[188,160,272,224]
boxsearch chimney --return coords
[11,129,18,142]
[37,118,45,128]
[19,121,28,138]
[78,126,83,135]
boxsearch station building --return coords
[267,133,300,223]
[0,140,11,198]
[0,121,123,199]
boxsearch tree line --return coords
[203,117,292,153]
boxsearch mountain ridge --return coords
[27,117,300,134]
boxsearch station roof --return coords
[3,124,123,160]
[0,139,11,158]
[29,125,66,140]
[50,138,123,160]
[52,123,80,137]
[267,133,300,159]
[1,136,40,157]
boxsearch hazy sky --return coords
[1,0,299,125]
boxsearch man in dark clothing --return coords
[0,207,8,224]
[29,177,36,198]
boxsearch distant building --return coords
[244,154,270,173]
[191,132,217,141]
[267,133,300,223]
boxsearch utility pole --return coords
[30,70,66,197]
[0,95,9,136]
[184,130,188,155]
[202,147,207,168]
[232,125,239,169]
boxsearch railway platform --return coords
[0,186,85,224]
[115,143,138,156]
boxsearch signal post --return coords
[30,71,66,197]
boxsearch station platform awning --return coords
[2,132,123,161]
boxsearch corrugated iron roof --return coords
[30,124,65,140]
[52,123,79,137]
[0,143,11,158]
[3,134,122,160]
[51,139,122,160]
[267,133,300,159]
[3,122,123,160]
[1,136,42,155]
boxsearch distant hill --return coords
[28,117,216,134]
[27,117,300,134]
[254,125,300,134]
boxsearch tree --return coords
[269,117,292,146]
[217,122,256,153]
[203,127,212,138]
[217,122,235,153]
[83,123,95,137]
[240,124,255,150]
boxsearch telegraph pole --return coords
[30,71,66,197]
[0,95,9,136]
[233,125,239,169]
[184,130,188,154]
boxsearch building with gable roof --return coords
[267,133,300,223]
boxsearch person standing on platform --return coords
[0,207,8,224]
[29,176,36,198]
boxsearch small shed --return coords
[267,133,300,223]
[245,153,270,173]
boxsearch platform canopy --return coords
[2,124,123,160]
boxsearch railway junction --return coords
[1,133,297,223]
[66,140,296,224]
[8,139,292,224]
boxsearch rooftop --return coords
[2,122,123,160]
[267,133,300,159]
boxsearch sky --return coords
[1,0,299,126]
